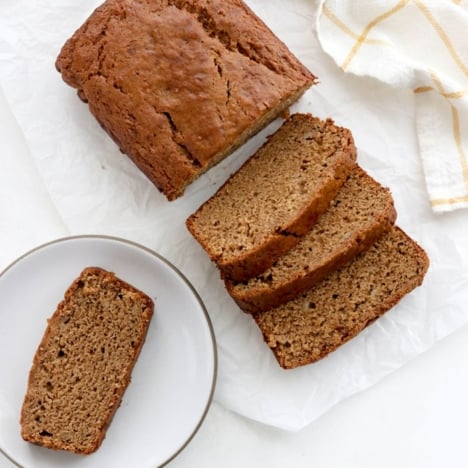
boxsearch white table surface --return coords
[3,323,468,468]
[1,1,468,467]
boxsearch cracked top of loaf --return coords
[56,0,317,200]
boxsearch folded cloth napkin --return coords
[317,0,468,213]
[0,86,68,271]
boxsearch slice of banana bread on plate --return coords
[20,267,154,454]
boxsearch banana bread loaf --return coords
[226,165,397,313]
[253,226,429,369]
[20,267,154,454]
[55,0,317,200]
[186,113,357,282]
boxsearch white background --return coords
[1,0,468,466]
[4,325,468,467]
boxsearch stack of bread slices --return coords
[186,113,429,369]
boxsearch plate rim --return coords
[0,234,218,468]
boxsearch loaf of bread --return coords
[225,165,397,313]
[20,267,154,454]
[55,0,317,200]
[186,113,357,282]
[253,226,429,369]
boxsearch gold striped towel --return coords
[317,0,468,213]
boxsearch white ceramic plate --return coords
[0,236,217,468]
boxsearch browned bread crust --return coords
[253,226,429,369]
[20,267,154,454]
[186,113,357,282]
[55,0,317,200]
[225,165,397,313]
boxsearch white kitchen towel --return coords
[317,0,468,213]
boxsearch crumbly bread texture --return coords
[20,267,154,454]
[186,113,357,282]
[225,165,397,313]
[253,226,429,369]
[55,0,317,200]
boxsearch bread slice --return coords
[55,0,317,200]
[186,113,357,282]
[253,226,429,369]
[20,267,154,454]
[225,165,397,313]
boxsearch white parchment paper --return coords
[0,0,467,430]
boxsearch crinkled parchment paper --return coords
[0,0,467,430]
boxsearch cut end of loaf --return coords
[20,267,154,454]
[225,165,397,313]
[186,113,357,281]
[253,226,429,369]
